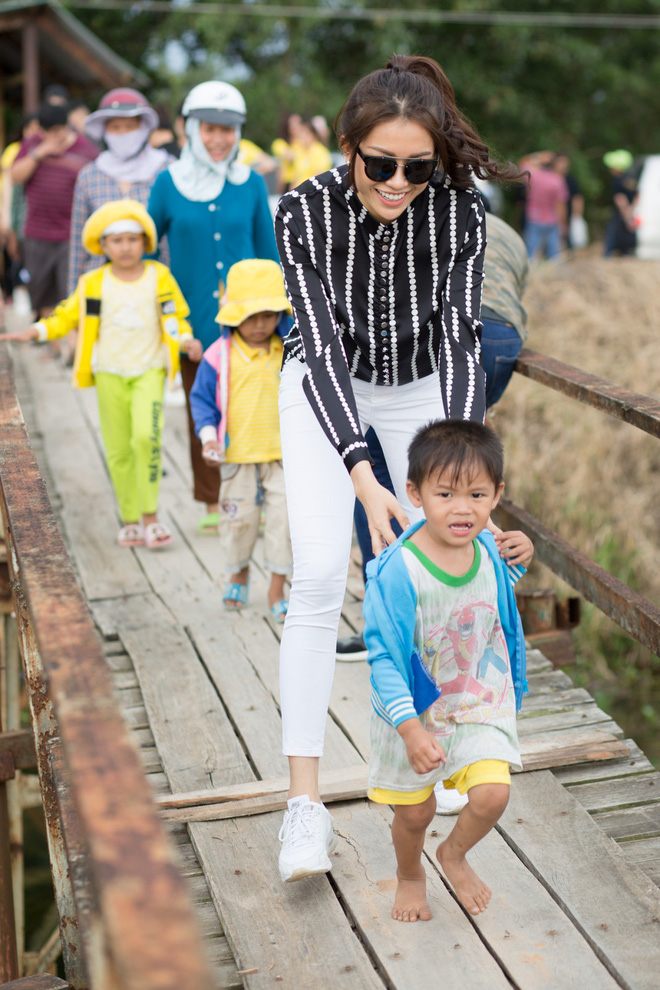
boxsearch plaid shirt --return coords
[68,158,173,294]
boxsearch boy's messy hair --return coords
[407,419,504,490]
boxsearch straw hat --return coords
[217,259,292,326]
[82,199,157,256]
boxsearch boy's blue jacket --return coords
[363,520,528,729]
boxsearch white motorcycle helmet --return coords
[181,81,246,127]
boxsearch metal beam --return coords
[515,348,660,438]
[495,499,660,658]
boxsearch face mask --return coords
[104,124,150,160]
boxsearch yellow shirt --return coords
[225,333,283,463]
[95,266,165,377]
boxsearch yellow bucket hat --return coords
[217,259,292,326]
[82,199,157,256]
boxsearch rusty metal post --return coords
[10,587,89,990]
[5,610,25,976]
[0,711,19,982]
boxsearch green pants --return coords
[96,369,166,523]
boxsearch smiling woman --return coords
[273,53,524,886]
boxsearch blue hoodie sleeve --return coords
[189,356,221,436]
[364,573,419,728]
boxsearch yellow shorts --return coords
[368,759,511,806]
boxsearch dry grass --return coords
[494,254,660,677]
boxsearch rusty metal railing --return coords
[0,345,213,989]
[494,347,660,658]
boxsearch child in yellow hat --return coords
[5,199,193,549]
[189,258,293,619]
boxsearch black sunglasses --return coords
[355,146,438,184]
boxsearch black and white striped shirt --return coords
[275,165,486,472]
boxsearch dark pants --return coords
[480,318,523,409]
[180,355,221,505]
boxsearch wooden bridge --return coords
[1,320,660,990]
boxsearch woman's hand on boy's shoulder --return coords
[495,529,534,568]
[397,718,446,774]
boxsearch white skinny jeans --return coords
[279,359,445,756]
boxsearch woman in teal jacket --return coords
[148,80,278,531]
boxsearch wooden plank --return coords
[499,770,660,990]
[520,729,630,771]
[330,801,514,990]
[160,767,369,824]
[426,805,621,990]
[156,764,368,810]
[552,740,651,784]
[189,815,386,990]
[566,772,660,813]
[92,595,250,794]
[0,977,70,990]
[20,351,149,600]
[592,804,660,841]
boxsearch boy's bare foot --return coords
[392,867,432,922]
[436,841,491,915]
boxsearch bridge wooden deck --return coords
[11,339,660,990]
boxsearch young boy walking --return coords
[364,419,529,922]
[5,199,192,549]
[189,259,293,620]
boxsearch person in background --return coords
[149,104,181,159]
[479,211,528,409]
[190,259,293,619]
[523,152,569,261]
[10,103,97,330]
[42,84,70,107]
[553,152,585,252]
[0,114,42,313]
[603,149,638,257]
[68,100,93,138]
[68,89,174,294]
[3,200,191,550]
[271,112,303,193]
[148,80,279,535]
[287,118,333,189]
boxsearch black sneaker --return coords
[336,633,367,662]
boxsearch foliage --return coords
[67,0,660,211]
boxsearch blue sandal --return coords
[270,600,288,624]
[223,582,248,610]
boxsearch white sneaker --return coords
[278,794,338,882]
[434,782,469,815]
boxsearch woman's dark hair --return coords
[336,54,521,190]
[408,419,504,491]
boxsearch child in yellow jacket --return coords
[5,199,193,549]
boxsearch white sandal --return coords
[143,521,173,550]
[117,523,144,547]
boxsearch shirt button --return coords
[382,244,389,252]
[216,261,223,270]
[380,295,387,303]
[214,232,221,241]
[380,330,387,337]
[213,290,219,298]
[209,204,216,212]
